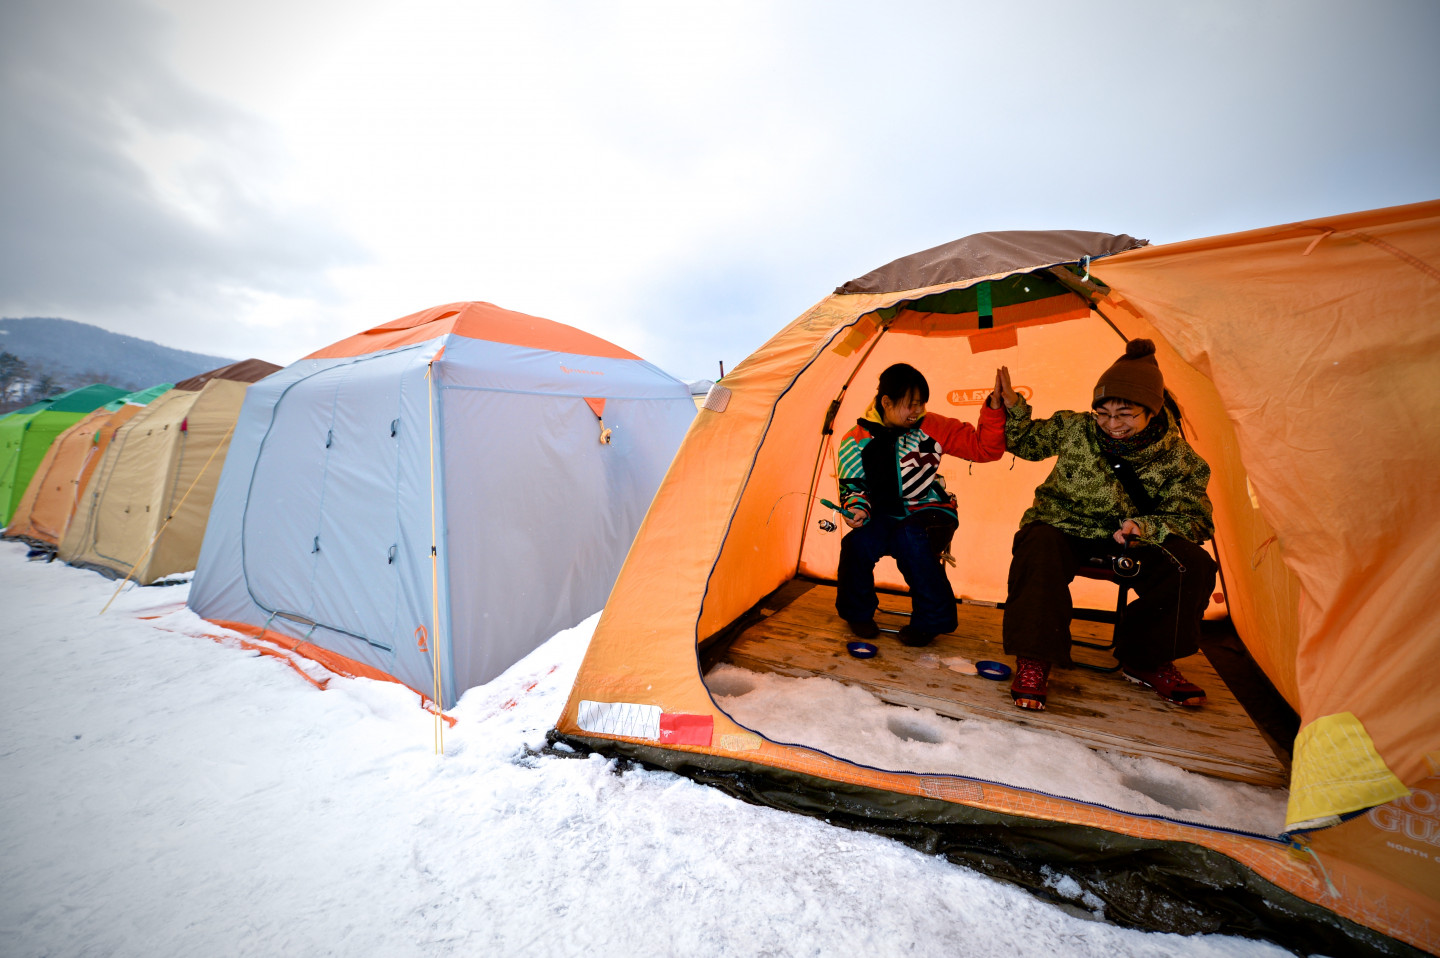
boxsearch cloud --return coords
[606,0,1440,377]
[0,0,1435,379]
[0,0,365,360]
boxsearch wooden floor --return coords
[707,579,1288,789]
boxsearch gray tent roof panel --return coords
[837,230,1148,295]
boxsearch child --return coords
[835,363,1006,646]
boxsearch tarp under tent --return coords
[553,201,1440,957]
[187,302,696,710]
[2,383,172,551]
[59,361,280,584]
[0,383,128,526]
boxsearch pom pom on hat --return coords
[1094,339,1164,413]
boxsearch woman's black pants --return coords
[1001,522,1217,669]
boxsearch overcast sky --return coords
[2,0,1437,381]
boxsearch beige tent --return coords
[61,378,251,584]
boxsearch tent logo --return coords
[1368,788,1440,851]
[947,385,1031,406]
[560,365,603,376]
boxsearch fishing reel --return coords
[1112,535,1141,577]
[816,497,855,533]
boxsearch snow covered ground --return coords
[0,541,1290,958]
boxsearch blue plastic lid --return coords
[975,660,1012,680]
[846,641,878,659]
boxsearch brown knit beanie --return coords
[1093,339,1164,413]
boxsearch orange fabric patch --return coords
[969,327,1019,353]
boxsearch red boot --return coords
[1122,661,1206,707]
[1010,656,1051,711]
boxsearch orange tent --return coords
[3,407,114,547]
[3,385,171,550]
[554,201,1439,955]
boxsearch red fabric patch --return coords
[658,713,713,746]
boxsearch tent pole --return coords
[795,320,893,574]
[1043,267,1130,343]
[425,354,445,755]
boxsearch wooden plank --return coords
[715,582,1288,789]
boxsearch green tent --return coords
[102,383,172,412]
[0,384,128,525]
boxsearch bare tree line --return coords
[0,351,126,414]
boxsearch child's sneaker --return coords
[1122,661,1206,707]
[845,618,880,639]
[897,625,937,647]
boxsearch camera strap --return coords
[1101,451,1158,516]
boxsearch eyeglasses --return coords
[1094,409,1145,424]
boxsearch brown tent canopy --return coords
[836,230,1148,294]
[173,358,281,392]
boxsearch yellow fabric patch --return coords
[1286,711,1411,829]
[831,315,878,357]
[718,732,762,752]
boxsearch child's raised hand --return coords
[996,366,1018,408]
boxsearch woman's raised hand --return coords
[989,366,1019,409]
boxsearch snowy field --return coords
[0,541,1289,958]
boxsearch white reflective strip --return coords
[702,384,731,413]
[577,700,661,740]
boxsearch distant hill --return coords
[0,317,236,394]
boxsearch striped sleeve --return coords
[836,426,871,515]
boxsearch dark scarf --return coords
[1095,407,1168,458]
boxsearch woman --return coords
[996,340,1217,710]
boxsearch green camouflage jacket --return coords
[1004,396,1214,544]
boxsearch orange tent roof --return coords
[305,301,641,361]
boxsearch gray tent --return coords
[188,301,695,707]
